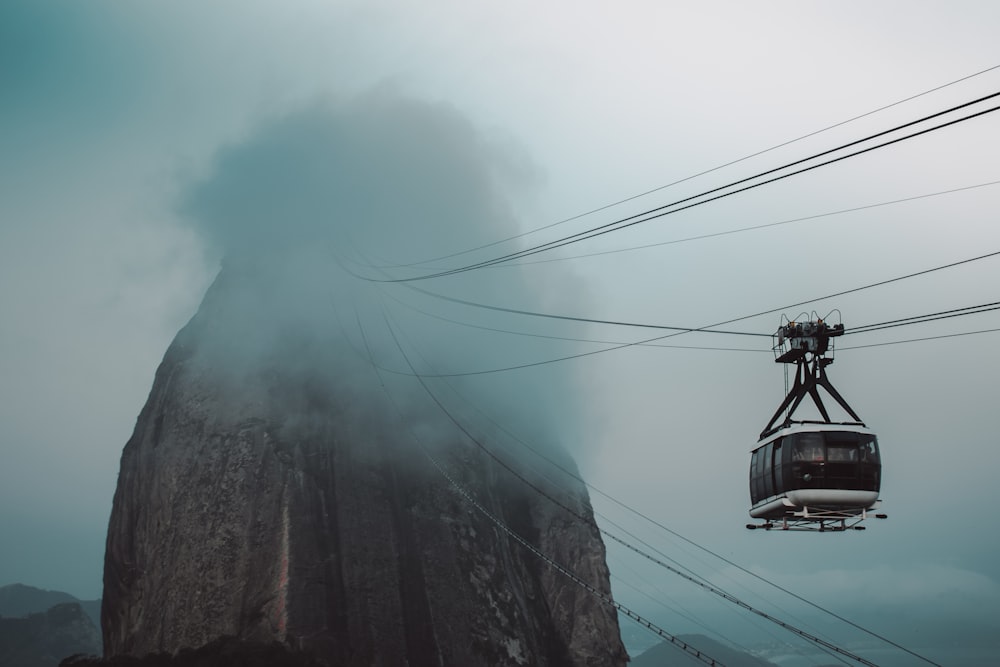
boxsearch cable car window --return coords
[772,440,784,495]
[761,442,774,498]
[826,444,857,462]
[858,435,881,492]
[793,433,825,462]
[859,437,879,463]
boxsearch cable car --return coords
[746,315,886,531]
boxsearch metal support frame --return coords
[760,355,863,438]
[760,319,864,439]
[747,507,887,532]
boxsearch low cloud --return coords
[174,91,593,461]
[179,91,532,265]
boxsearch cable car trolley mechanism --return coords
[747,313,886,532]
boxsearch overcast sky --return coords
[2,1,999,661]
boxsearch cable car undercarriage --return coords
[747,315,887,532]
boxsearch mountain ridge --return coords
[0,584,100,630]
[0,598,100,667]
[632,634,779,667]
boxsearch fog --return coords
[2,1,999,662]
[172,94,591,462]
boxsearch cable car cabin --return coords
[749,423,881,527]
[747,314,886,531]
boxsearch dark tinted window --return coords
[761,442,774,498]
[859,435,881,491]
[827,444,858,462]
[859,436,879,463]
[772,439,784,494]
[793,432,825,462]
[783,430,882,492]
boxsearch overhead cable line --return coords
[378,303,888,667]
[360,248,1000,377]
[842,327,1000,351]
[607,570,755,653]
[357,307,726,666]
[848,301,1000,335]
[380,287,767,352]
[493,180,1000,269]
[368,92,1000,282]
[374,64,1000,270]
[374,289,1000,367]
[400,95,1000,279]
[397,283,1000,342]
[398,283,770,336]
[757,250,1000,323]
[383,281,1000,358]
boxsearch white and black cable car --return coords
[747,314,886,532]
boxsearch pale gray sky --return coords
[1,1,998,661]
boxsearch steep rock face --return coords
[102,267,627,666]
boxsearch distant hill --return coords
[0,585,100,630]
[61,636,328,666]
[0,584,76,618]
[632,634,779,667]
[0,601,100,667]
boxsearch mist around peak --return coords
[173,91,595,465]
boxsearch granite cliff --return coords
[102,261,627,666]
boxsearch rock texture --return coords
[102,265,627,667]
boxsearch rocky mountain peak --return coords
[102,261,627,666]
